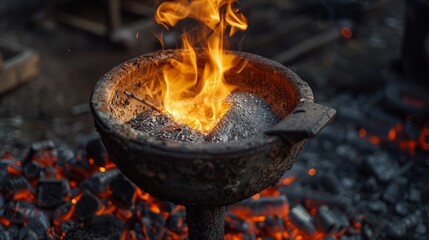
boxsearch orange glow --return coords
[88,158,94,165]
[99,167,106,173]
[71,198,77,204]
[151,0,248,132]
[341,27,353,39]
[354,222,362,230]
[369,136,382,145]
[308,168,317,176]
[252,193,261,199]
[295,235,304,240]
[281,176,297,185]
[0,217,10,227]
[7,165,21,175]
[310,208,317,215]
[359,128,366,138]
[388,128,396,141]
[419,128,429,150]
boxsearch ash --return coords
[127,110,205,143]
[127,92,279,143]
[207,93,279,143]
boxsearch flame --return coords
[152,0,248,132]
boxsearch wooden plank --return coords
[0,40,39,95]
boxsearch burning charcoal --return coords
[57,148,77,166]
[37,178,70,208]
[263,216,285,236]
[53,202,73,225]
[167,210,187,234]
[382,177,407,204]
[0,231,12,240]
[315,205,341,234]
[279,186,352,213]
[4,201,44,224]
[23,161,42,180]
[127,109,205,143]
[207,93,279,143]
[224,213,249,233]
[86,214,124,240]
[386,210,422,238]
[2,176,33,199]
[110,177,136,208]
[25,140,56,162]
[142,211,166,240]
[289,205,316,236]
[74,190,101,221]
[229,196,289,219]
[86,137,107,166]
[364,152,397,182]
[80,169,121,194]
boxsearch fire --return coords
[152,0,248,132]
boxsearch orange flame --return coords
[152,0,248,132]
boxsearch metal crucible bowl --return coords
[90,49,335,239]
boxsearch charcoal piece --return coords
[18,227,38,240]
[289,205,316,236]
[6,225,20,239]
[110,178,136,208]
[0,231,12,240]
[26,140,56,162]
[228,196,289,219]
[61,220,80,235]
[383,177,407,204]
[37,178,70,208]
[332,208,349,233]
[86,137,107,166]
[74,191,101,221]
[142,211,166,240]
[315,206,340,234]
[0,162,9,182]
[362,224,373,239]
[4,201,43,224]
[53,202,73,224]
[2,175,32,199]
[57,148,77,166]
[86,214,124,240]
[207,93,278,143]
[386,210,422,238]
[64,227,108,240]
[127,109,205,143]
[367,200,387,214]
[408,188,421,203]
[394,202,408,217]
[80,169,121,194]
[23,161,42,180]
[167,211,188,234]
[26,214,50,238]
[0,193,4,209]
[362,177,378,192]
[263,216,285,235]
[364,152,397,182]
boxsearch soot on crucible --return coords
[127,92,279,143]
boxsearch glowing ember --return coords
[150,0,248,132]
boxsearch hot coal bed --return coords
[0,87,428,239]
